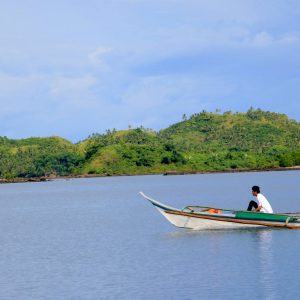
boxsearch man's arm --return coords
[255,205,262,212]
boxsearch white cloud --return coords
[152,27,300,54]
[117,74,237,129]
[0,73,47,116]
[239,31,300,47]
[0,72,44,93]
[50,75,97,95]
[251,32,274,47]
[88,46,113,67]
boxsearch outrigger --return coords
[140,192,300,230]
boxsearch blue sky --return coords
[1,0,300,141]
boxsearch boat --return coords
[140,192,300,230]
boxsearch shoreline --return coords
[162,166,300,175]
[1,166,300,184]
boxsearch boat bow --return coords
[139,191,180,212]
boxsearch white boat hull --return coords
[157,207,264,230]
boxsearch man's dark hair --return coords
[252,186,260,193]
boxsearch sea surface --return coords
[0,171,300,300]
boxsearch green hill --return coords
[0,108,300,179]
[77,108,300,175]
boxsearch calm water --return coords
[0,171,300,299]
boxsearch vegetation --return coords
[0,137,83,179]
[0,109,300,180]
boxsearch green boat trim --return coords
[235,211,290,222]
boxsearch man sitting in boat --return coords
[247,186,273,213]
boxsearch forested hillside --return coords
[1,108,300,180]
[0,137,83,179]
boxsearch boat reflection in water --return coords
[255,230,275,299]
